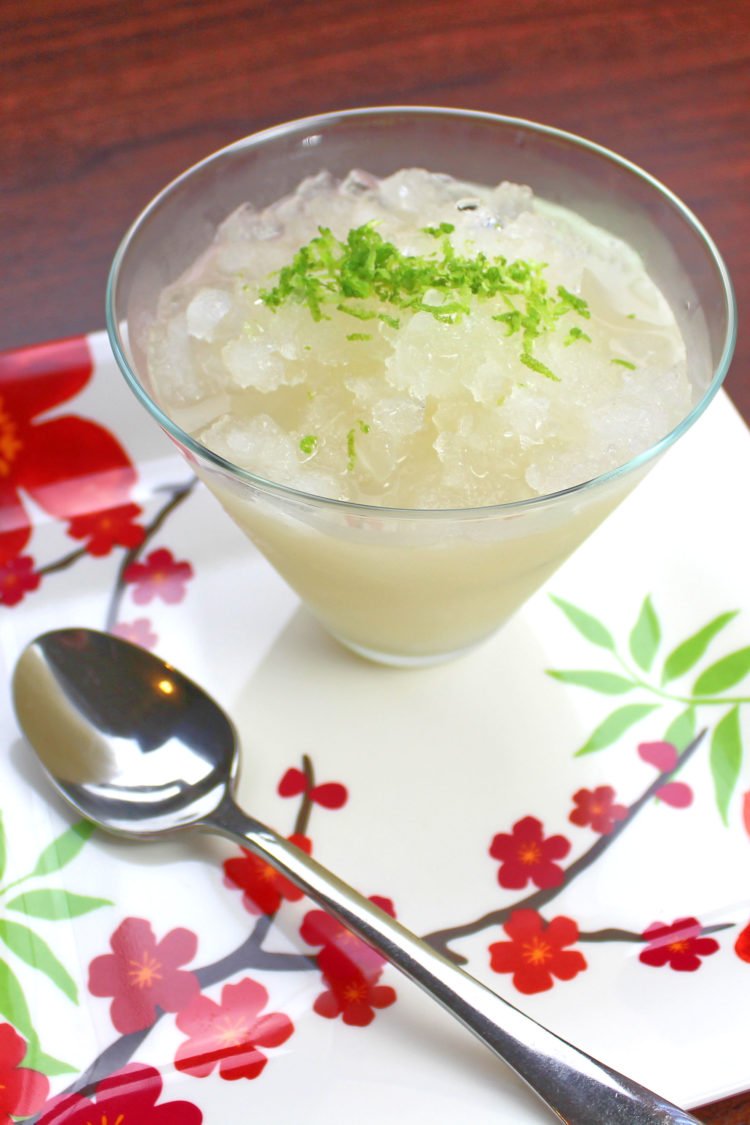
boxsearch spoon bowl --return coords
[12,628,235,835]
[12,628,700,1125]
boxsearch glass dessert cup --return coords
[106,107,736,667]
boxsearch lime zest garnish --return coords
[492,310,523,336]
[260,223,591,380]
[299,435,318,455]
[346,333,372,341]
[346,419,371,470]
[378,311,400,329]
[564,326,592,346]
[520,352,560,382]
[627,313,637,319]
[556,285,591,319]
[337,303,377,320]
[611,358,637,370]
[346,427,357,471]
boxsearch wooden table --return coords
[2,2,748,1120]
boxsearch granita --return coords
[146,169,692,662]
[149,169,690,509]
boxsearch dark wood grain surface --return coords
[2,2,748,1120]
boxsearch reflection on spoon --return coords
[12,629,699,1125]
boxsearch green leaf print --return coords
[0,957,35,1040]
[710,707,743,825]
[661,612,738,685]
[0,919,78,1002]
[663,708,696,752]
[629,596,661,672]
[6,890,112,920]
[546,670,635,694]
[575,704,660,756]
[693,648,750,697]
[550,596,615,650]
[29,820,95,879]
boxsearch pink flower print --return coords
[113,618,158,649]
[124,547,193,604]
[88,917,199,1033]
[175,978,293,1080]
[638,742,693,807]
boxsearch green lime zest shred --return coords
[556,285,591,319]
[260,223,592,380]
[346,419,371,470]
[520,352,560,382]
[346,333,372,341]
[299,435,318,455]
[611,358,637,370]
[564,326,592,346]
[423,222,456,236]
[346,427,357,471]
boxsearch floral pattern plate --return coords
[1,332,749,1123]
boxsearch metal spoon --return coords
[12,628,699,1125]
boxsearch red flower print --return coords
[0,1024,49,1125]
[639,918,720,971]
[68,501,144,556]
[0,554,39,606]
[301,897,398,1026]
[88,917,200,1033]
[278,766,348,809]
[489,816,570,890]
[175,978,293,1080]
[638,742,693,808]
[489,909,587,994]
[124,547,194,605]
[37,1063,202,1124]
[300,896,395,977]
[311,950,397,1026]
[113,618,158,649]
[224,833,311,915]
[0,338,143,563]
[735,921,750,963]
[569,786,628,835]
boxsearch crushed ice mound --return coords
[148,168,691,508]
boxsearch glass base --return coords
[332,632,485,668]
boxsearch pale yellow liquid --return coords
[203,466,638,661]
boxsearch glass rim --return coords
[106,104,737,521]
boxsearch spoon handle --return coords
[204,798,698,1125]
